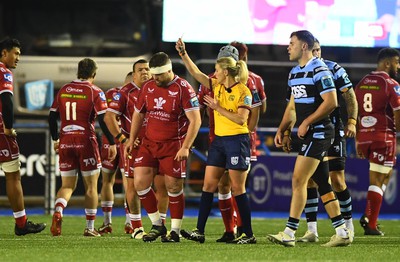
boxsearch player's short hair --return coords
[0,37,21,52]
[290,30,315,51]
[377,48,400,63]
[229,41,248,61]
[132,59,148,72]
[217,45,239,61]
[149,52,171,68]
[77,58,97,79]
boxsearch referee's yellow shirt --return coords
[212,79,252,136]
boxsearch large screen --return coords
[162,0,400,48]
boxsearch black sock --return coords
[196,191,214,233]
[335,188,352,220]
[305,188,319,223]
[235,193,253,237]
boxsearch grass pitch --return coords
[0,214,399,261]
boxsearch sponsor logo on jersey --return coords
[394,85,400,96]
[61,93,87,99]
[180,79,188,87]
[359,85,380,90]
[190,96,199,107]
[343,73,351,84]
[4,73,12,82]
[113,93,121,101]
[314,66,327,73]
[99,92,106,101]
[373,151,385,162]
[292,85,307,98]
[334,64,340,71]
[252,90,261,103]
[66,86,84,93]
[387,78,396,85]
[154,97,166,109]
[361,116,377,128]
[83,157,96,166]
[321,75,334,89]
[168,90,178,97]
[364,78,378,84]
[148,88,155,93]
[244,96,252,106]
[62,125,85,132]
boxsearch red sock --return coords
[15,215,27,228]
[86,214,96,221]
[232,197,242,227]
[219,198,234,233]
[131,217,143,229]
[365,187,383,229]
[54,202,66,214]
[102,206,112,212]
[169,192,184,219]
[138,188,158,213]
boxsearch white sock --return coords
[307,221,318,235]
[345,218,354,231]
[335,224,347,238]
[283,227,295,238]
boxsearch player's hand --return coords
[174,147,189,161]
[282,135,292,153]
[53,140,59,154]
[175,38,186,56]
[204,95,219,110]
[274,131,284,148]
[345,123,356,138]
[124,140,133,160]
[133,137,141,149]
[108,144,117,161]
[298,122,309,139]
[356,145,364,159]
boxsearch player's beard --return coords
[389,67,397,79]
[155,79,168,87]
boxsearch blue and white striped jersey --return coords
[287,57,336,126]
[324,59,353,128]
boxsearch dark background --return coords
[0,0,387,128]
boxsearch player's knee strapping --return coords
[328,157,345,172]
[320,191,337,206]
[311,160,333,196]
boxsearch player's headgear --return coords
[217,45,239,61]
[149,52,172,74]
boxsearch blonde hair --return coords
[216,57,248,85]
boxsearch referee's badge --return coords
[231,156,239,165]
